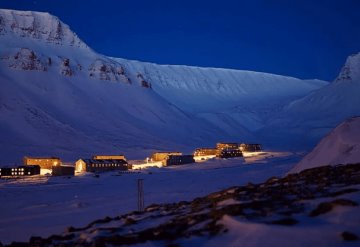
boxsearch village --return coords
[0,143,262,178]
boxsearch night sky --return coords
[1,0,360,81]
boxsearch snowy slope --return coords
[290,117,360,173]
[6,162,360,246]
[260,52,360,149]
[0,152,298,244]
[284,52,360,124]
[0,9,328,163]
[115,57,326,112]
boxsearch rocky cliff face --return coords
[335,52,360,82]
[0,9,87,48]
[7,48,47,71]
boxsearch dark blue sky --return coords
[1,0,360,81]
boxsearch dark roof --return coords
[0,165,40,169]
[81,159,127,165]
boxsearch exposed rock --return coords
[88,59,131,83]
[309,199,358,217]
[137,73,152,89]
[0,9,88,48]
[335,52,360,82]
[269,217,298,225]
[8,48,47,71]
[60,58,73,76]
[341,231,359,241]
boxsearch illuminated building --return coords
[151,152,182,162]
[75,159,129,173]
[216,143,243,158]
[193,148,217,156]
[52,165,75,176]
[0,165,40,177]
[239,144,262,152]
[164,155,195,166]
[23,157,61,169]
[92,154,126,161]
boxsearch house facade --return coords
[193,148,217,156]
[23,157,61,169]
[239,144,262,152]
[151,152,182,162]
[216,143,243,158]
[52,165,75,176]
[75,159,129,173]
[92,155,126,160]
[164,155,195,166]
[0,165,40,177]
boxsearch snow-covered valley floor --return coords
[0,152,298,244]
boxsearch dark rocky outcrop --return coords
[8,48,47,71]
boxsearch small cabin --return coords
[52,165,75,176]
[23,156,61,169]
[193,148,217,156]
[151,152,182,162]
[75,159,129,173]
[164,155,195,166]
[239,144,262,152]
[0,165,40,177]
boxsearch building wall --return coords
[239,144,262,152]
[86,163,128,173]
[216,143,239,150]
[151,152,182,161]
[194,148,217,156]
[76,159,128,173]
[92,155,126,160]
[24,157,61,169]
[165,155,195,166]
[52,166,75,176]
[0,165,40,177]
[217,149,243,158]
[75,159,86,172]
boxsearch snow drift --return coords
[290,116,360,173]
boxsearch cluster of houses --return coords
[0,143,262,179]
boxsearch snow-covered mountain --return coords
[0,9,341,163]
[284,52,360,124]
[290,117,360,173]
[260,52,360,149]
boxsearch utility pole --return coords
[137,179,144,212]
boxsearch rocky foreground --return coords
[5,163,360,247]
